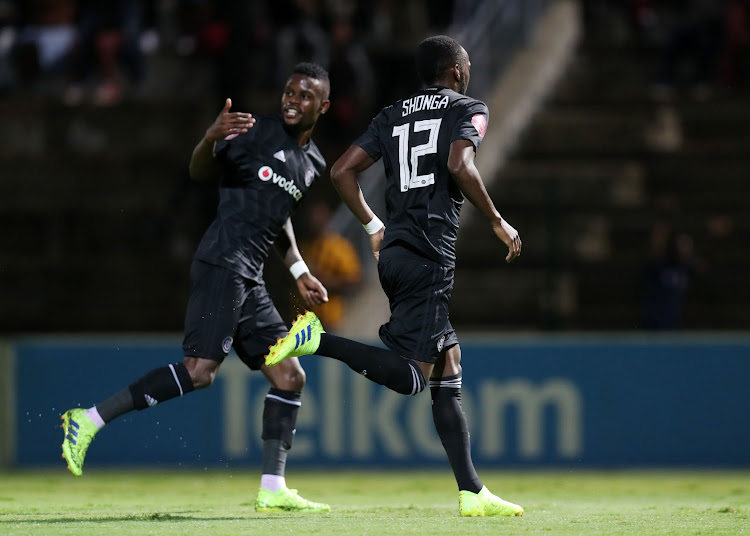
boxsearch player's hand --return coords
[204,98,255,142]
[492,218,521,263]
[296,272,329,307]
[370,226,385,262]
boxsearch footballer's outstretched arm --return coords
[448,139,521,262]
[189,98,255,181]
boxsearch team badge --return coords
[305,168,315,187]
[437,335,446,352]
[471,114,487,138]
[221,336,233,354]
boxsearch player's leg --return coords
[266,313,426,395]
[61,260,238,476]
[266,245,438,396]
[234,284,329,512]
[258,357,304,493]
[61,356,207,477]
[430,344,523,517]
[429,344,482,494]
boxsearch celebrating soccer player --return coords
[266,36,524,517]
[61,63,333,513]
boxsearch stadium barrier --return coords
[7,334,750,468]
[0,341,14,468]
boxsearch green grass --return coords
[0,469,748,535]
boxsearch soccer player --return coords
[266,37,524,517]
[61,63,333,513]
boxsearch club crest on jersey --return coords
[257,165,303,201]
[221,336,233,354]
[471,114,487,138]
[305,168,314,187]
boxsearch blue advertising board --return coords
[10,335,750,468]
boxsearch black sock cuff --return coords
[267,388,301,405]
[317,332,335,355]
[129,363,194,410]
[172,362,195,394]
[263,389,301,447]
[430,373,462,390]
[406,360,427,396]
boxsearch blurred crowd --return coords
[0,0,454,113]
[583,0,750,98]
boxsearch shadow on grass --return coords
[0,512,246,524]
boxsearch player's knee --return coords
[183,357,218,390]
[276,366,306,392]
[270,361,307,393]
[442,345,462,376]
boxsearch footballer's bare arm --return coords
[448,139,521,262]
[331,145,385,259]
[330,145,378,226]
[275,218,329,306]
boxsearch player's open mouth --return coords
[284,108,300,119]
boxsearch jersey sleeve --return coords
[353,111,384,161]
[450,100,489,151]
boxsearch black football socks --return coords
[431,374,483,493]
[261,388,301,476]
[317,333,426,395]
[96,363,195,423]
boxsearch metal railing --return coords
[451,0,552,99]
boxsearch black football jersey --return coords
[354,86,489,267]
[194,114,326,282]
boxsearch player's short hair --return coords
[292,62,330,99]
[293,62,329,82]
[416,35,465,85]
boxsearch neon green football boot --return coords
[255,487,331,513]
[61,408,99,477]
[265,311,325,367]
[459,486,524,517]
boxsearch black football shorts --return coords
[182,260,287,369]
[377,243,459,363]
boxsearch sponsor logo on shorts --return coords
[304,168,314,187]
[257,165,303,201]
[437,335,445,352]
[222,336,233,354]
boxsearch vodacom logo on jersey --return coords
[258,165,303,201]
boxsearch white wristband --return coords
[289,260,309,280]
[363,215,384,235]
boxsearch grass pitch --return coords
[0,469,747,535]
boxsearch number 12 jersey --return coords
[354,85,489,268]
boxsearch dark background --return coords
[1,0,748,333]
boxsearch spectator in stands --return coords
[273,0,330,88]
[651,0,726,100]
[9,0,77,93]
[641,221,698,330]
[64,0,146,106]
[299,199,362,332]
[325,14,376,154]
[719,0,750,87]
